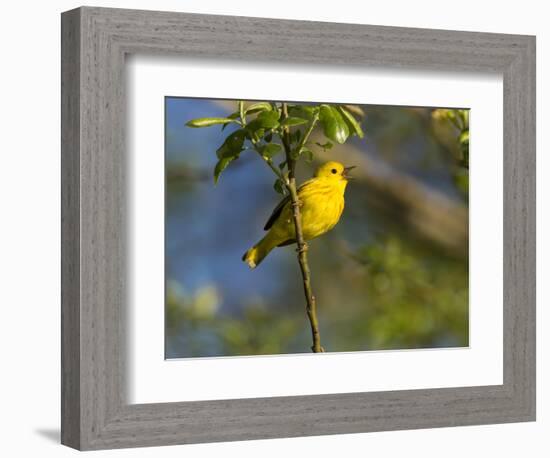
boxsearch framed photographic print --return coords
[61,6,536,450]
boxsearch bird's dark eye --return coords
[331,168,337,174]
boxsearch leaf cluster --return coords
[431,108,469,196]
[186,101,364,188]
[432,108,469,168]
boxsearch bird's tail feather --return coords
[242,233,277,269]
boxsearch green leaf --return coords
[302,148,314,162]
[246,110,280,138]
[186,117,237,128]
[319,105,350,144]
[280,117,308,127]
[278,160,287,170]
[264,132,273,143]
[255,110,280,128]
[222,112,240,131]
[255,128,266,141]
[315,141,333,151]
[458,109,469,128]
[337,106,364,138]
[273,178,285,195]
[238,101,245,122]
[214,156,236,184]
[293,129,302,144]
[245,102,272,114]
[289,105,317,120]
[290,147,301,160]
[459,130,469,145]
[258,143,282,159]
[216,129,246,159]
[246,111,279,138]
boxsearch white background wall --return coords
[0,0,546,456]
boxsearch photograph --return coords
[165,97,470,358]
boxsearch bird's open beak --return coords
[343,166,356,179]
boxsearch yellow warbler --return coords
[243,161,354,268]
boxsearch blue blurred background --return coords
[165,97,469,358]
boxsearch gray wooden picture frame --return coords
[61,6,536,451]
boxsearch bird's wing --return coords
[263,195,290,230]
[263,179,315,231]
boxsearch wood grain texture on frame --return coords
[61,6,536,450]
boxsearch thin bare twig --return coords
[244,100,323,352]
[281,103,323,353]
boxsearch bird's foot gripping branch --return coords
[186,100,364,353]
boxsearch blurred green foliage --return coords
[166,282,300,357]
[343,237,468,349]
[432,108,470,197]
[166,233,468,356]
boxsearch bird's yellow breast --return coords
[272,176,347,242]
[299,178,346,239]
